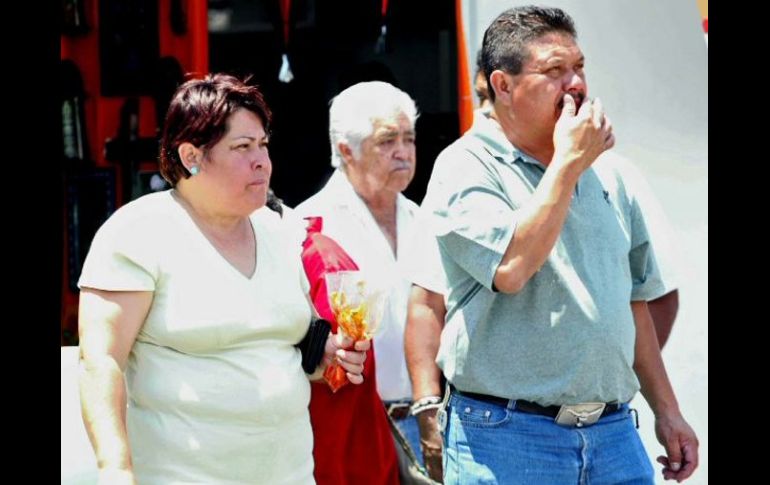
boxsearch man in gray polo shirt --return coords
[420,6,698,484]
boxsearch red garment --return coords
[301,216,399,485]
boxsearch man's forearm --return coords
[493,162,581,293]
[405,286,446,482]
[648,290,679,349]
[405,287,445,399]
[631,301,680,417]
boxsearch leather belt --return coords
[451,386,622,418]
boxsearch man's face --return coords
[350,112,416,196]
[474,71,490,106]
[506,32,586,134]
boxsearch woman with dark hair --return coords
[77,73,369,484]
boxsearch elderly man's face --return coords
[353,112,416,195]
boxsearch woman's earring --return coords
[189,166,200,176]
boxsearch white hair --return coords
[328,81,418,168]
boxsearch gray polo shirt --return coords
[423,114,666,406]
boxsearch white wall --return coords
[462,1,708,483]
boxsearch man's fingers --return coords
[657,455,678,479]
[674,442,699,480]
[604,132,615,150]
[675,461,697,481]
[682,441,699,469]
[592,97,604,127]
[603,114,612,132]
[561,93,576,117]
[665,437,683,474]
[425,455,443,482]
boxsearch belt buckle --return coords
[387,402,410,420]
[436,386,452,433]
[554,402,606,427]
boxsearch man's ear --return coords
[489,69,513,106]
[338,141,356,166]
[177,142,201,172]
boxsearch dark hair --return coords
[159,73,272,186]
[474,51,489,103]
[481,6,576,102]
[265,188,284,217]
[475,50,485,78]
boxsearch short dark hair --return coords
[265,188,284,217]
[474,51,489,103]
[159,73,272,186]
[481,6,577,102]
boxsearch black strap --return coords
[296,318,331,374]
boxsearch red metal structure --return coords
[60,0,208,344]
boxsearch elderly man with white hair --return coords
[295,81,423,483]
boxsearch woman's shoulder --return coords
[98,191,177,236]
[252,205,308,249]
[80,192,175,284]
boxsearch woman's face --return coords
[198,108,272,216]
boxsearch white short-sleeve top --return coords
[79,191,314,485]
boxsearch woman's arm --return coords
[78,288,152,484]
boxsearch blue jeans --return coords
[393,413,424,468]
[443,392,654,485]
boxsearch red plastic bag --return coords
[301,216,359,392]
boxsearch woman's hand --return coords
[322,334,370,384]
